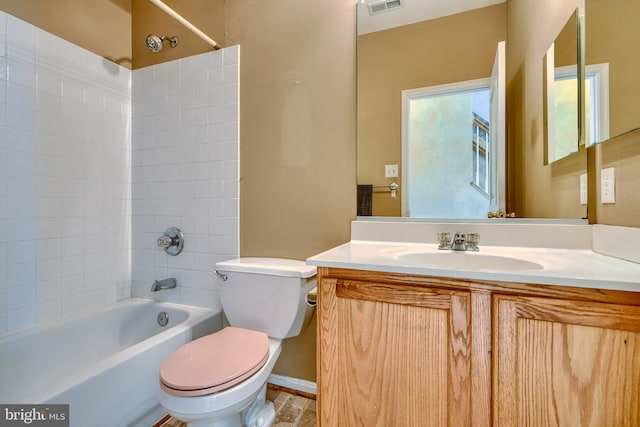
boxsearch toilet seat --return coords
[160,327,269,397]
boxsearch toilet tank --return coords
[214,258,317,339]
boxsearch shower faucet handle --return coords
[157,235,174,249]
[157,227,184,256]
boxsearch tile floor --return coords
[155,386,317,427]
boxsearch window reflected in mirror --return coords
[402,82,495,218]
[543,9,581,164]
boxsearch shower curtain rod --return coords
[149,0,219,49]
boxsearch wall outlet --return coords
[580,173,587,205]
[385,164,398,178]
[601,167,615,204]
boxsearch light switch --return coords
[601,167,615,204]
[385,164,398,178]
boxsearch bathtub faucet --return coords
[151,278,177,292]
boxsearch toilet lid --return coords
[160,327,269,396]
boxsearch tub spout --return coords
[151,278,177,292]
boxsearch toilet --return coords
[158,258,317,427]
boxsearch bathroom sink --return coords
[396,251,544,271]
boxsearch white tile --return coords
[36,29,63,63]
[61,75,84,103]
[7,305,35,332]
[7,241,36,264]
[0,12,7,36]
[36,298,62,323]
[62,255,84,277]
[6,17,35,63]
[222,121,238,141]
[8,283,35,309]
[36,66,63,97]
[37,238,61,260]
[61,98,84,120]
[6,196,35,219]
[179,57,195,93]
[7,60,36,88]
[208,67,223,90]
[36,111,62,137]
[208,49,223,69]
[84,270,105,292]
[222,102,238,124]
[0,243,6,266]
[62,293,83,316]
[7,104,36,131]
[222,83,238,105]
[7,218,36,242]
[223,64,239,86]
[7,81,36,109]
[36,277,62,303]
[0,56,7,81]
[36,197,62,218]
[36,258,62,283]
[222,45,239,67]
[222,160,239,179]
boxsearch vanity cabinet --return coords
[494,295,640,426]
[316,267,640,426]
[316,267,492,426]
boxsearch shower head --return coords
[145,34,179,53]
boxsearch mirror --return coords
[585,0,640,145]
[356,2,507,218]
[543,9,581,164]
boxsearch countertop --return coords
[307,240,640,293]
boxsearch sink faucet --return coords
[438,232,480,251]
[151,277,177,292]
[451,232,467,251]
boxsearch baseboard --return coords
[268,374,317,396]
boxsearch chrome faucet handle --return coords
[157,235,174,249]
[466,233,480,251]
[157,227,184,256]
[437,232,451,250]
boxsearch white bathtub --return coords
[0,298,222,427]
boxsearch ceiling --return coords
[357,0,506,34]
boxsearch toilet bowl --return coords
[157,258,316,427]
[158,335,282,427]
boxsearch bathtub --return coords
[0,299,222,427]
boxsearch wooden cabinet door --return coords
[494,295,640,426]
[318,277,472,426]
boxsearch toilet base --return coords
[243,386,276,427]
[179,384,275,427]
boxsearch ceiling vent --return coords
[367,0,404,16]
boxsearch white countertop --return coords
[307,240,640,293]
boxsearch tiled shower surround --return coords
[131,47,240,308]
[0,11,239,334]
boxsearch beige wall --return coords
[588,130,640,227]
[506,0,587,218]
[225,0,356,381]
[132,0,225,69]
[357,4,506,216]
[583,0,640,227]
[586,0,640,139]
